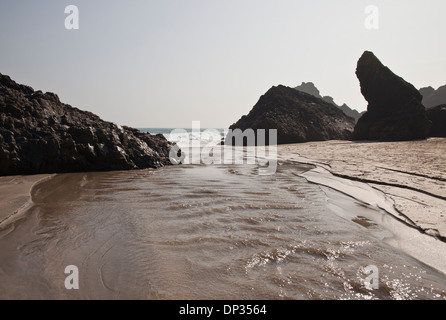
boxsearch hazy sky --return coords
[1,1,445,128]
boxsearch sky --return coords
[0,0,445,128]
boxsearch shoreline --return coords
[3,140,444,241]
[0,138,445,276]
[0,174,55,229]
[277,138,446,274]
[277,138,446,242]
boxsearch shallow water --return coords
[0,160,445,299]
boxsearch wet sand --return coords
[1,139,445,245]
[278,138,446,241]
[0,139,446,299]
[2,163,446,299]
[0,174,54,227]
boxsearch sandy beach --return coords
[277,138,446,242]
[0,174,54,227]
[1,138,445,244]
[1,138,446,299]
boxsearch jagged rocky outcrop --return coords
[225,85,355,145]
[294,82,322,99]
[420,85,446,109]
[338,104,365,124]
[0,73,174,176]
[426,105,446,137]
[353,51,431,141]
[294,82,364,123]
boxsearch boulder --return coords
[353,51,431,141]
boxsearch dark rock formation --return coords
[294,82,322,98]
[225,85,355,145]
[426,105,446,137]
[0,73,174,176]
[338,104,365,124]
[295,82,363,123]
[353,51,431,141]
[420,85,446,109]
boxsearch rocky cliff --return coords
[426,105,446,137]
[353,51,431,141]
[226,85,355,145]
[0,73,174,176]
[420,85,446,109]
[294,82,363,123]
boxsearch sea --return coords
[0,128,445,299]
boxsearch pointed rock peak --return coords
[356,51,391,76]
[356,52,387,84]
[420,84,446,109]
[358,51,382,65]
[227,85,355,145]
[353,51,431,141]
[356,51,422,107]
[295,82,321,99]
